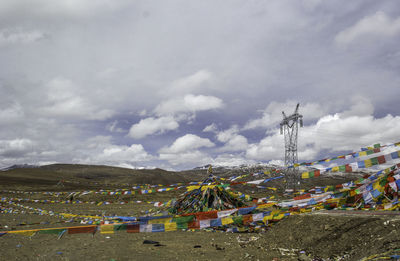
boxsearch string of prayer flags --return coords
[293,141,400,168]
[301,149,400,179]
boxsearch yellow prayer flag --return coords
[221,217,233,225]
[263,215,273,222]
[9,230,36,236]
[359,151,367,157]
[331,166,339,172]
[364,159,372,168]
[164,222,177,232]
[100,225,114,234]
[301,172,309,179]
[148,218,172,224]
[186,185,217,191]
[275,214,285,220]
[256,203,275,209]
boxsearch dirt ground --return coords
[2,211,400,261]
[1,167,400,260]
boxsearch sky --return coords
[1,0,400,170]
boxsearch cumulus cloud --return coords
[335,11,400,45]
[158,134,215,166]
[215,125,249,152]
[168,70,213,95]
[159,150,212,167]
[246,131,284,161]
[339,96,374,118]
[203,123,218,133]
[213,153,256,167]
[97,144,152,162]
[159,134,214,154]
[129,93,224,139]
[128,116,179,139]
[154,94,224,116]
[0,138,34,158]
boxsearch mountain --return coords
[1,164,40,171]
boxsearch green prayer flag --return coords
[38,228,65,235]
[114,224,127,231]
[232,216,243,225]
[370,157,378,166]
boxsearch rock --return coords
[215,245,225,250]
[143,240,160,245]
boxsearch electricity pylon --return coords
[280,103,303,190]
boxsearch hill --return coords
[0,164,207,191]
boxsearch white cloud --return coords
[213,153,256,167]
[38,78,114,120]
[69,136,153,168]
[128,116,179,139]
[159,134,214,154]
[203,123,218,133]
[219,135,249,152]
[99,144,152,162]
[168,70,213,95]
[184,94,223,112]
[159,150,212,166]
[216,125,240,143]
[154,94,224,116]
[0,138,34,157]
[246,131,283,161]
[339,96,374,118]
[243,101,326,130]
[215,125,249,152]
[335,11,400,45]
[131,94,224,139]
[0,28,46,46]
[158,134,215,166]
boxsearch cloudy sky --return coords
[1,0,400,170]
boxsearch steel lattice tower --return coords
[280,103,303,190]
